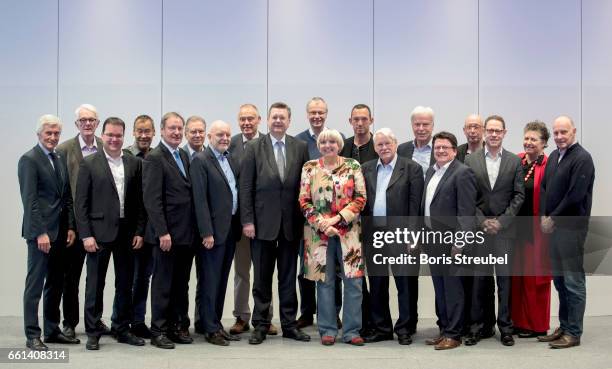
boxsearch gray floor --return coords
[1,316,611,369]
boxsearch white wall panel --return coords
[0,0,58,315]
[163,0,267,137]
[479,0,581,153]
[268,0,373,137]
[582,0,612,216]
[374,0,478,143]
[58,0,162,143]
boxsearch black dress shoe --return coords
[397,334,413,345]
[151,335,175,349]
[501,333,515,346]
[117,332,145,346]
[130,323,152,339]
[86,336,100,350]
[62,325,76,339]
[282,328,311,342]
[206,332,229,346]
[464,332,481,346]
[248,329,267,345]
[96,320,112,336]
[167,329,193,344]
[26,337,48,351]
[296,315,314,329]
[45,332,80,344]
[364,331,393,343]
[220,329,241,341]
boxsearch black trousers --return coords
[62,238,86,329]
[23,238,67,339]
[368,275,419,336]
[84,223,135,337]
[250,233,298,331]
[150,244,194,336]
[197,235,236,333]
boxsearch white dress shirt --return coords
[485,147,503,189]
[104,148,125,218]
[424,160,452,227]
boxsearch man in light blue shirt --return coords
[397,106,435,176]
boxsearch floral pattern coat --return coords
[299,157,367,282]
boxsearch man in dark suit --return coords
[240,102,310,344]
[464,115,524,347]
[119,114,155,339]
[56,104,108,339]
[422,131,477,350]
[143,112,196,349]
[183,115,206,160]
[397,106,435,175]
[228,104,279,335]
[362,128,424,345]
[456,114,485,163]
[18,114,78,350]
[75,117,146,350]
[538,115,595,349]
[190,120,242,346]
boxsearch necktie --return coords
[49,152,62,184]
[275,141,285,181]
[173,150,186,177]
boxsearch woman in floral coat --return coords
[299,129,367,346]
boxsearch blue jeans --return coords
[551,228,586,337]
[316,236,362,341]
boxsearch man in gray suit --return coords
[464,115,524,347]
[56,104,108,339]
[19,114,78,350]
[183,115,206,160]
[240,102,310,344]
[228,104,278,336]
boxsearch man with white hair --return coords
[57,104,109,339]
[18,115,78,350]
[398,106,435,175]
[361,128,424,345]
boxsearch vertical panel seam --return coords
[580,0,583,138]
[56,0,60,116]
[266,0,269,112]
[477,0,480,114]
[372,0,375,122]
[161,0,164,118]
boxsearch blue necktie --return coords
[173,150,186,177]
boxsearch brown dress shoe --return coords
[229,318,250,335]
[425,335,444,345]
[434,337,461,350]
[549,334,580,349]
[267,323,278,335]
[537,327,563,342]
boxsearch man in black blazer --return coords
[456,114,485,163]
[142,112,196,349]
[227,104,276,335]
[56,104,108,338]
[75,117,146,350]
[18,115,78,350]
[397,106,435,175]
[538,115,595,349]
[464,115,524,347]
[240,102,310,344]
[422,131,477,350]
[362,128,424,345]
[190,120,242,346]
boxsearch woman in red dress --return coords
[511,121,552,338]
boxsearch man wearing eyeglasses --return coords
[57,104,109,340]
[464,115,524,347]
[457,114,485,163]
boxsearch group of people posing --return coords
[18,98,594,353]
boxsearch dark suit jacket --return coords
[239,134,309,241]
[421,159,477,232]
[397,140,435,166]
[229,131,264,165]
[464,148,525,237]
[57,134,104,201]
[74,150,146,243]
[339,135,378,164]
[362,155,424,218]
[190,147,242,245]
[142,142,195,245]
[540,143,595,228]
[18,145,75,241]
